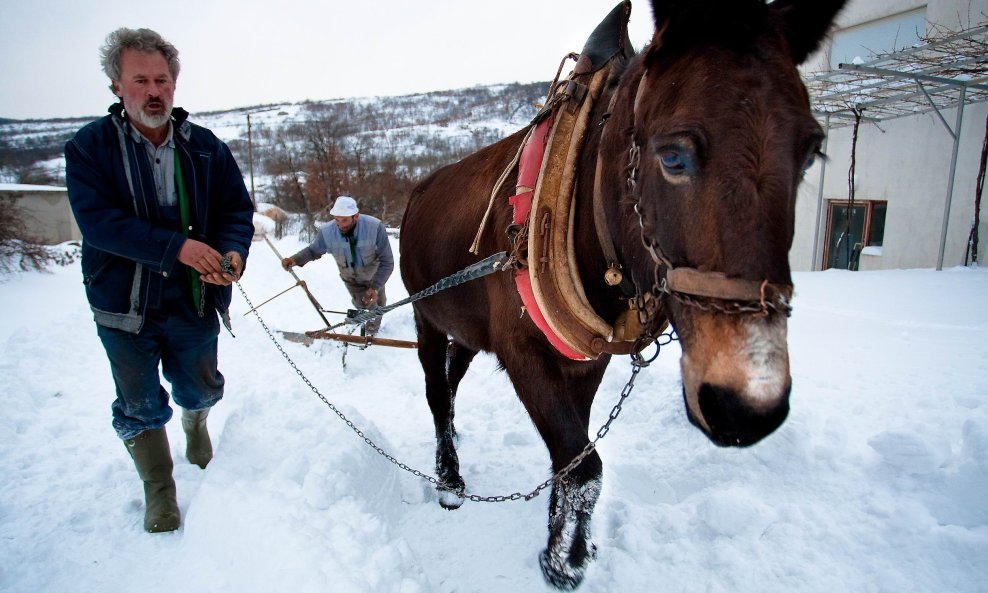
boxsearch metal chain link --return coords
[234,279,675,504]
[235,281,442,487]
[347,251,508,325]
[660,283,793,317]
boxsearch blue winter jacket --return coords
[65,103,254,333]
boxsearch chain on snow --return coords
[234,278,675,504]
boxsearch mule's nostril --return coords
[697,383,790,447]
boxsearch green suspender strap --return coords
[174,151,204,316]
[348,234,358,269]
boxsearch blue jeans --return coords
[97,284,224,440]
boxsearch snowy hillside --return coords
[1,235,986,593]
[0,82,547,190]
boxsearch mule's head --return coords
[624,0,845,447]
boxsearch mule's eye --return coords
[802,149,826,173]
[659,150,687,175]
[652,133,701,182]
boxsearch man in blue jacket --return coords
[281,196,394,336]
[65,28,254,533]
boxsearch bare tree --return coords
[229,82,547,230]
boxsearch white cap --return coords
[329,196,359,217]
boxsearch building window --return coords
[824,200,888,270]
[829,8,927,68]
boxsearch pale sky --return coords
[1,0,657,120]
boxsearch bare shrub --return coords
[0,198,61,276]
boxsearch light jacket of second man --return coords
[292,214,394,290]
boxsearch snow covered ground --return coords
[1,236,986,593]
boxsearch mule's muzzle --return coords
[685,382,790,447]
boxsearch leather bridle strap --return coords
[663,267,793,317]
[592,90,636,298]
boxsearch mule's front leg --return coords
[504,352,608,589]
[539,458,602,590]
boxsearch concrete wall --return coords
[792,0,988,271]
[1,185,81,245]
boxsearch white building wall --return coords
[837,0,929,27]
[927,0,988,28]
[793,102,988,270]
[0,185,80,245]
[792,0,988,271]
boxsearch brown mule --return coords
[400,0,847,588]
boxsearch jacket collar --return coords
[108,102,192,142]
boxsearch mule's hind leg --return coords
[445,340,478,442]
[414,309,466,509]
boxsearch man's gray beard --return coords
[130,108,172,130]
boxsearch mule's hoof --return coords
[436,472,465,509]
[538,548,588,590]
[437,488,465,510]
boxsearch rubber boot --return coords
[182,408,213,469]
[125,428,180,533]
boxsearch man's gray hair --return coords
[100,28,180,83]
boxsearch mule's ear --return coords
[648,0,676,48]
[772,0,848,64]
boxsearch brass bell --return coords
[604,267,623,286]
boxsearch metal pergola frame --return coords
[804,24,988,270]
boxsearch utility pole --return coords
[247,113,256,206]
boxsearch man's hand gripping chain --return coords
[220,255,235,277]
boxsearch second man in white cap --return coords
[282,196,394,335]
